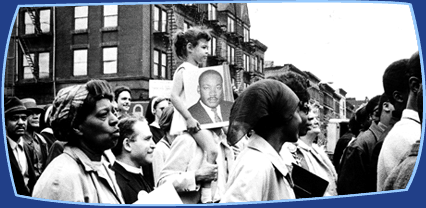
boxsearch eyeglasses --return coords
[9,115,28,122]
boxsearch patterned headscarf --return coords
[227,79,300,145]
[49,84,89,142]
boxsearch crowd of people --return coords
[4,26,422,204]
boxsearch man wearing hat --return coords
[5,97,37,196]
[21,98,49,178]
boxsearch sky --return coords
[247,2,419,100]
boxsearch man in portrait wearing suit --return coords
[188,70,233,126]
[5,97,37,196]
[111,116,155,204]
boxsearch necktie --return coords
[211,108,222,123]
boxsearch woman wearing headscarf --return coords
[32,79,124,204]
[221,79,302,202]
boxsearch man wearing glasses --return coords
[5,97,37,196]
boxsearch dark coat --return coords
[111,162,153,204]
[337,122,385,194]
[188,100,233,124]
[7,139,37,196]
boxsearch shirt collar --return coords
[7,136,23,150]
[296,140,312,152]
[115,160,144,175]
[401,109,421,123]
[248,133,290,177]
[200,100,222,119]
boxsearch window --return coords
[22,52,50,79]
[183,21,191,32]
[39,52,49,78]
[24,12,35,34]
[227,45,235,65]
[40,9,50,32]
[227,16,235,33]
[244,54,249,72]
[23,53,35,79]
[103,47,117,74]
[208,4,217,20]
[75,6,88,30]
[210,37,216,56]
[73,49,88,76]
[254,56,258,72]
[153,49,167,78]
[154,6,167,32]
[103,5,118,28]
[250,56,254,71]
[243,26,249,42]
[259,58,264,73]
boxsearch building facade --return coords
[5,3,267,113]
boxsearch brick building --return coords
[5,3,267,113]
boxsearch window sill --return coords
[71,29,89,35]
[101,26,119,32]
[100,41,119,47]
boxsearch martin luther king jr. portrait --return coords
[188,69,233,126]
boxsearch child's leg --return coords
[192,129,218,164]
[191,129,218,203]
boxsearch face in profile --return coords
[77,98,120,153]
[306,110,321,135]
[198,72,223,109]
[191,39,209,65]
[128,120,155,166]
[298,102,310,137]
[283,107,303,143]
[117,91,132,113]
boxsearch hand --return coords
[186,117,201,134]
[195,155,218,183]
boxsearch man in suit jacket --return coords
[188,69,233,126]
[110,116,155,204]
[5,97,37,196]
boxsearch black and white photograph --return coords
[2,1,423,205]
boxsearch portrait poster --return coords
[182,64,234,130]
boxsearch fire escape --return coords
[17,7,42,83]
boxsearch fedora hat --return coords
[21,98,44,114]
[4,97,31,116]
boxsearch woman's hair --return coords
[114,85,131,102]
[145,96,158,124]
[73,80,114,130]
[50,79,114,143]
[111,116,145,156]
[268,71,311,104]
[173,26,212,60]
[159,106,174,132]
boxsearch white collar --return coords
[200,101,222,120]
[115,160,144,175]
[401,109,420,123]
